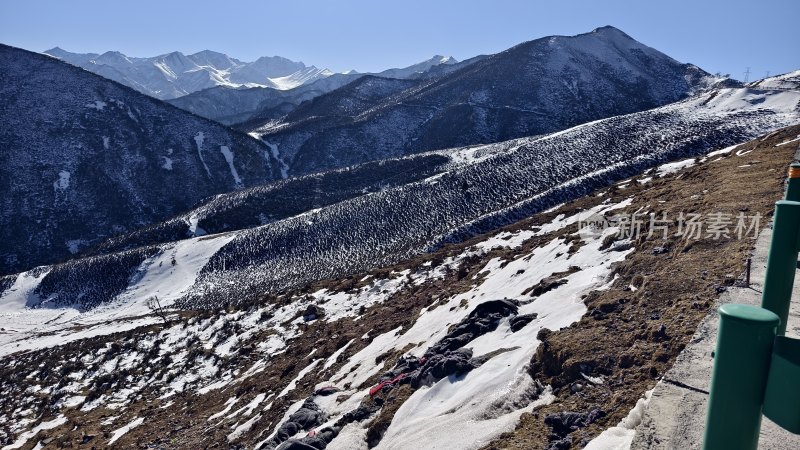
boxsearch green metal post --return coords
[703,304,780,450]
[761,200,800,335]
[785,163,800,201]
[762,336,800,434]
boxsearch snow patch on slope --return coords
[0,233,233,356]
[219,146,243,187]
[1,415,66,450]
[85,100,106,110]
[53,171,70,191]
[108,417,144,445]
[114,233,236,311]
[264,140,289,179]
[194,131,212,178]
[584,389,654,450]
[656,158,696,176]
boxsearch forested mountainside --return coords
[3,79,796,312]
[0,45,282,275]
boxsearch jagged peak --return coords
[429,55,457,64]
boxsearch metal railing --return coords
[703,163,800,449]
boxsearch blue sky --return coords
[1,0,797,80]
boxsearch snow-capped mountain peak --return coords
[43,48,338,99]
[44,46,471,101]
[434,54,457,64]
[187,49,241,70]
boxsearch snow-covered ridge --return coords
[749,69,800,91]
[44,47,329,99]
[44,47,462,100]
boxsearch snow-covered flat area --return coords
[0,233,234,356]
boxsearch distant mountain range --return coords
[43,47,331,99]
[0,44,283,275]
[43,47,465,101]
[166,55,485,126]
[245,26,737,177]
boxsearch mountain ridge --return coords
[44,47,326,99]
[44,47,463,101]
[166,56,477,126]
[245,25,734,177]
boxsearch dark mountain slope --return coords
[167,73,364,126]
[248,26,731,176]
[0,44,282,275]
[84,153,452,256]
[280,75,423,124]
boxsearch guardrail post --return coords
[785,163,800,201]
[761,200,800,335]
[762,335,800,434]
[703,304,780,450]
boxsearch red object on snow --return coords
[369,373,408,396]
[369,380,390,396]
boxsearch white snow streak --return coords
[219,145,243,187]
[108,417,144,445]
[194,131,212,178]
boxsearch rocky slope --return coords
[246,26,733,177]
[0,44,282,275]
[1,124,798,449]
